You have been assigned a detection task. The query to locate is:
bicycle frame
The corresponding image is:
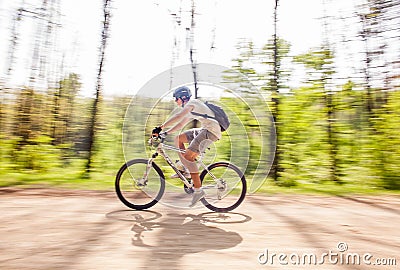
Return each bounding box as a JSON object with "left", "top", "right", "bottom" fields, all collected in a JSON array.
[{"left": 144, "top": 136, "right": 218, "bottom": 189}]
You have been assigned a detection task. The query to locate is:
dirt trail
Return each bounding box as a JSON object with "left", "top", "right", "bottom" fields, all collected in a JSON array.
[{"left": 0, "top": 188, "right": 399, "bottom": 269}]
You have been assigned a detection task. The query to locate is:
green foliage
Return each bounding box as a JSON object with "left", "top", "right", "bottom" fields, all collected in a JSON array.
[
  {"left": 1, "top": 45, "right": 400, "bottom": 195},
  {"left": 372, "top": 90, "right": 400, "bottom": 189},
  {"left": 14, "top": 136, "right": 63, "bottom": 171}
]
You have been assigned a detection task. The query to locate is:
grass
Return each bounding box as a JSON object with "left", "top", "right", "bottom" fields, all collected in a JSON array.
[
  {"left": 0, "top": 162, "right": 116, "bottom": 191},
  {"left": 2, "top": 168, "right": 400, "bottom": 198},
  {"left": 1, "top": 151, "right": 399, "bottom": 196},
  {"left": 254, "top": 178, "right": 400, "bottom": 196}
]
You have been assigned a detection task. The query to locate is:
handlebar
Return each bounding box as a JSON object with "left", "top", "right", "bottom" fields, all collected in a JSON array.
[
  {"left": 155, "top": 132, "right": 167, "bottom": 141},
  {"left": 149, "top": 133, "right": 166, "bottom": 146}
]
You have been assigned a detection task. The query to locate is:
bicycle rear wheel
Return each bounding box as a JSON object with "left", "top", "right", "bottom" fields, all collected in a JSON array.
[
  {"left": 115, "top": 159, "right": 165, "bottom": 210},
  {"left": 200, "top": 162, "right": 246, "bottom": 212}
]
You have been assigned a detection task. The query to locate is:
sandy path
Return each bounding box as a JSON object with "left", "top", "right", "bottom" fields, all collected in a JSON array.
[{"left": 0, "top": 188, "right": 399, "bottom": 269}]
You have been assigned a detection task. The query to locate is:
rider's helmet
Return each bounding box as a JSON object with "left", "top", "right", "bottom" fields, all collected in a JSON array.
[{"left": 173, "top": 86, "right": 192, "bottom": 102}]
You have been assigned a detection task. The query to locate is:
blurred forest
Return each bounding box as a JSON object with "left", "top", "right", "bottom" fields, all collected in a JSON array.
[{"left": 0, "top": 0, "right": 400, "bottom": 193}]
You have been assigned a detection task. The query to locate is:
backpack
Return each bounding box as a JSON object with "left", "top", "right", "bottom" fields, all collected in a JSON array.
[{"left": 191, "top": 101, "right": 230, "bottom": 132}]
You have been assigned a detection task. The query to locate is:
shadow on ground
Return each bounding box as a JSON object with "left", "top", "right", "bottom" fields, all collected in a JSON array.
[{"left": 107, "top": 210, "right": 251, "bottom": 269}]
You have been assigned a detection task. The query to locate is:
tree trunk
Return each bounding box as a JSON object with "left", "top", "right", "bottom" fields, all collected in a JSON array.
[
  {"left": 271, "top": 0, "right": 281, "bottom": 182},
  {"left": 85, "top": 0, "right": 112, "bottom": 173}
]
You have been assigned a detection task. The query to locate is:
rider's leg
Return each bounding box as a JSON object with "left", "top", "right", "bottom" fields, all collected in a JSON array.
[
  {"left": 182, "top": 129, "right": 218, "bottom": 207},
  {"left": 174, "top": 133, "right": 191, "bottom": 175},
  {"left": 182, "top": 149, "right": 200, "bottom": 188},
  {"left": 175, "top": 129, "right": 199, "bottom": 176},
  {"left": 181, "top": 129, "right": 217, "bottom": 187},
  {"left": 175, "top": 133, "right": 188, "bottom": 150},
  {"left": 181, "top": 149, "right": 204, "bottom": 207},
  {"left": 177, "top": 129, "right": 217, "bottom": 188}
]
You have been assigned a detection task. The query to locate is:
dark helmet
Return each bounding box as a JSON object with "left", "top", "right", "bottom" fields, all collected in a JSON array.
[{"left": 173, "top": 86, "right": 192, "bottom": 100}]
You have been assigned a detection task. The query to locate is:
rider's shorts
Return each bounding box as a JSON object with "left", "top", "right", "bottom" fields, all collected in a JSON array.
[{"left": 184, "top": 128, "right": 219, "bottom": 154}]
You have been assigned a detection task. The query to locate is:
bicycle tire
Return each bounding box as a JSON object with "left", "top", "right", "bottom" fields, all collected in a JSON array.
[
  {"left": 199, "top": 162, "right": 246, "bottom": 212},
  {"left": 115, "top": 159, "right": 165, "bottom": 210}
]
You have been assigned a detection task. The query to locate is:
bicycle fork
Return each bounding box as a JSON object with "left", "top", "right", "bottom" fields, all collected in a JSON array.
[{"left": 137, "top": 158, "right": 155, "bottom": 187}]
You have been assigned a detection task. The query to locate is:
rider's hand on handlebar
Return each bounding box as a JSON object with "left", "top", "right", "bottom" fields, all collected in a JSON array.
[
  {"left": 152, "top": 126, "right": 162, "bottom": 137},
  {"left": 159, "top": 131, "right": 167, "bottom": 138},
  {"left": 148, "top": 128, "right": 166, "bottom": 146}
]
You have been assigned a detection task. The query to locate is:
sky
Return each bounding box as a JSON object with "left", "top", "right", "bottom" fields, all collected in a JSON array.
[{"left": 0, "top": 0, "right": 361, "bottom": 97}]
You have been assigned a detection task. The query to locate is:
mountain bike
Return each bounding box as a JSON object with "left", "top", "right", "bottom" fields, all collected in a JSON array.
[{"left": 115, "top": 133, "right": 246, "bottom": 212}]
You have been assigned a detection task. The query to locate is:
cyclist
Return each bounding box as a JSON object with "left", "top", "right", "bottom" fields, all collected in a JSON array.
[{"left": 152, "top": 86, "right": 221, "bottom": 207}]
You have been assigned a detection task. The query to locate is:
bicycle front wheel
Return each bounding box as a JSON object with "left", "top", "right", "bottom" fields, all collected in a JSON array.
[
  {"left": 200, "top": 162, "right": 246, "bottom": 212},
  {"left": 115, "top": 159, "right": 165, "bottom": 210}
]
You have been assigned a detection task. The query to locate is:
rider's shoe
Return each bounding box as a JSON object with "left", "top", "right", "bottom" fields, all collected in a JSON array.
[{"left": 189, "top": 189, "right": 205, "bottom": 207}]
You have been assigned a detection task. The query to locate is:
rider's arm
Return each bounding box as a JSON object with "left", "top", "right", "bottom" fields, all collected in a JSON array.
[
  {"left": 160, "top": 104, "right": 194, "bottom": 131},
  {"left": 164, "top": 116, "right": 191, "bottom": 134}
]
